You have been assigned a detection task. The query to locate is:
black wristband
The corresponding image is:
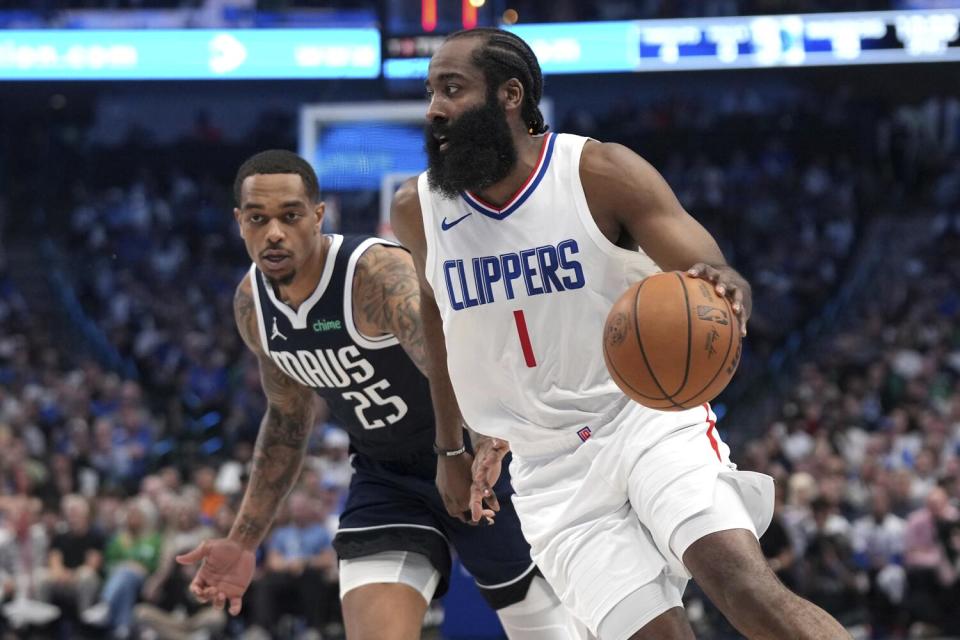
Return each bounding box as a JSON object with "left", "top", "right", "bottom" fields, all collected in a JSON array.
[{"left": 434, "top": 443, "right": 467, "bottom": 457}]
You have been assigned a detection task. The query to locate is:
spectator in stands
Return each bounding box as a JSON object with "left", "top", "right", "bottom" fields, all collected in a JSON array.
[
  {"left": 760, "top": 481, "right": 798, "bottom": 589},
  {"left": 312, "top": 427, "right": 351, "bottom": 493},
  {"left": 782, "top": 471, "right": 818, "bottom": 555},
  {"left": 0, "top": 497, "right": 47, "bottom": 600},
  {"left": 0, "top": 496, "right": 58, "bottom": 631},
  {"left": 193, "top": 465, "right": 225, "bottom": 524},
  {"left": 34, "top": 453, "right": 77, "bottom": 512},
  {"left": 213, "top": 501, "right": 237, "bottom": 540},
  {"left": 851, "top": 486, "right": 907, "bottom": 638},
  {"left": 94, "top": 491, "right": 125, "bottom": 540},
  {"left": 82, "top": 498, "right": 162, "bottom": 639},
  {"left": 110, "top": 387, "right": 156, "bottom": 491},
  {"left": 36, "top": 495, "right": 103, "bottom": 624},
  {"left": 144, "top": 491, "right": 213, "bottom": 603},
  {"left": 91, "top": 416, "right": 122, "bottom": 488},
  {"left": 158, "top": 466, "right": 182, "bottom": 495},
  {"left": 797, "top": 498, "right": 862, "bottom": 625},
  {"left": 134, "top": 556, "right": 227, "bottom": 640},
  {"left": 903, "top": 485, "right": 959, "bottom": 633},
  {"left": 910, "top": 448, "right": 940, "bottom": 506},
  {"left": 245, "top": 491, "right": 337, "bottom": 640},
  {"left": 215, "top": 441, "right": 253, "bottom": 497},
  {"left": 888, "top": 469, "right": 916, "bottom": 519}
]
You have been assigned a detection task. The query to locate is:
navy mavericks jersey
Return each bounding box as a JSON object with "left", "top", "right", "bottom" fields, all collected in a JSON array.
[{"left": 250, "top": 234, "right": 435, "bottom": 461}]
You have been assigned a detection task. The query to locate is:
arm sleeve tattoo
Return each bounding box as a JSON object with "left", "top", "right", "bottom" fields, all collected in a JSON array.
[
  {"left": 353, "top": 245, "right": 430, "bottom": 377},
  {"left": 229, "top": 279, "right": 317, "bottom": 549}
]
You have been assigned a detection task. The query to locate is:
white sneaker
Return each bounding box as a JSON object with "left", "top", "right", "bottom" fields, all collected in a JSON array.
[
  {"left": 81, "top": 601, "right": 110, "bottom": 626},
  {"left": 240, "top": 626, "right": 271, "bottom": 640},
  {"left": 3, "top": 599, "right": 61, "bottom": 628}
]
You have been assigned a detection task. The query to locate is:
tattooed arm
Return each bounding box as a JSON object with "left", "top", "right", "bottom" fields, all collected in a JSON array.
[
  {"left": 352, "top": 242, "right": 499, "bottom": 462},
  {"left": 352, "top": 244, "right": 430, "bottom": 377},
  {"left": 389, "top": 181, "right": 497, "bottom": 526},
  {"left": 229, "top": 275, "right": 317, "bottom": 550},
  {"left": 174, "top": 275, "right": 317, "bottom": 614}
]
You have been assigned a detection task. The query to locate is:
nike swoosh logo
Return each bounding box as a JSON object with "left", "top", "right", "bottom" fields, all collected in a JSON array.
[{"left": 441, "top": 212, "right": 472, "bottom": 231}]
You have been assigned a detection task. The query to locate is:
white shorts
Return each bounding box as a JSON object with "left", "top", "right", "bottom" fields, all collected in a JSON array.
[
  {"left": 339, "top": 550, "right": 441, "bottom": 605},
  {"left": 509, "top": 402, "right": 774, "bottom": 636}
]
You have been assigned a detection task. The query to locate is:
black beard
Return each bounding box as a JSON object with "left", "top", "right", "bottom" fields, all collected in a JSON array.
[
  {"left": 425, "top": 95, "right": 517, "bottom": 199},
  {"left": 266, "top": 272, "right": 295, "bottom": 288}
]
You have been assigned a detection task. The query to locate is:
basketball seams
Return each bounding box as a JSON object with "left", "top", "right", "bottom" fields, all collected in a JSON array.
[
  {"left": 604, "top": 273, "right": 739, "bottom": 411},
  {"left": 631, "top": 280, "right": 684, "bottom": 410},
  {"left": 672, "top": 271, "right": 693, "bottom": 398},
  {"left": 603, "top": 340, "right": 672, "bottom": 402},
  {"left": 673, "top": 296, "right": 738, "bottom": 408},
  {"left": 602, "top": 280, "right": 672, "bottom": 401}
]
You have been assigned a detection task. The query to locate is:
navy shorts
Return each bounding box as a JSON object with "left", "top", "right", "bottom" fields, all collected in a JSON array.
[{"left": 332, "top": 449, "right": 537, "bottom": 608}]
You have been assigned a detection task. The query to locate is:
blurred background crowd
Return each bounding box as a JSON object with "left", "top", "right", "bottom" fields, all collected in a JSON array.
[{"left": 1, "top": 0, "right": 959, "bottom": 639}]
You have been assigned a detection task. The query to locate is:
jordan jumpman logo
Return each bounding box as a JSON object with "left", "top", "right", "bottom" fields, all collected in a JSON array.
[{"left": 270, "top": 317, "right": 287, "bottom": 341}]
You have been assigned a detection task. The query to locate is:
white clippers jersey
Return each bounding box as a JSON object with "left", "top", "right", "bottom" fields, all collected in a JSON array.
[{"left": 418, "top": 133, "right": 662, "bottom": 450}]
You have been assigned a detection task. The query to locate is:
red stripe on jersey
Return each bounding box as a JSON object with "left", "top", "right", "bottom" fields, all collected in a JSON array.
[
  {"left": 704, "top": 403, "right": 721, "bottom": 461},
  {"left": 466, "top": 133, "right": 552, "bottom": 212},
  {"left": 513, "top": 310, "right": 537, "bottom": 368}
]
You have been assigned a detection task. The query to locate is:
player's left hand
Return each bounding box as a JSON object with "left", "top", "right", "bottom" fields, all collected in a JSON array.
[
  {"left": 438, "top": 453, "right": 482, "bottom": 525},
  {"left": 686, "top": 263, "right": 750, "bottom": 337},
  {"left": 470, "top": 437, "right": 510, "bottom": 524}
]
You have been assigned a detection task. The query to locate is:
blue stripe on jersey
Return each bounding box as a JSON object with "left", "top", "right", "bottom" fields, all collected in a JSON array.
[{"left": 461, "top": 133, "right": 557, "bottom": 220}]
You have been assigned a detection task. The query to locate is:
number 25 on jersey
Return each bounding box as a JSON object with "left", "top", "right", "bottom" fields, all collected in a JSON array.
[{"left": 342, "top": 379, "right": 409, "bottom": 430}]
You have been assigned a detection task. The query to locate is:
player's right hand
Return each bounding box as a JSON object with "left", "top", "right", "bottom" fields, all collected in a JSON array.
[{"left": 175, "top": 538, "right": 256, "bottom": 616}]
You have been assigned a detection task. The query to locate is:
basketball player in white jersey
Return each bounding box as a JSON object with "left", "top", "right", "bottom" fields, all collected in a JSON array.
[{"left": 391, "top": 28, "right": 852, "bottom": 639}]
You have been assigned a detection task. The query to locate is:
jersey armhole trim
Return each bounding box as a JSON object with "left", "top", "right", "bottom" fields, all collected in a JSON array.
[
  {"left": 344, "top": 238, "right": 403, "bottom": 351},
  {"left": 416, "top": 172, "right": 437, "bottom": 295},
  {"left": 248, "top": 264, "right": 271, "bottom": 355},
  {"left": 569, "top": 138, "right": 663, "bottom": 267}
]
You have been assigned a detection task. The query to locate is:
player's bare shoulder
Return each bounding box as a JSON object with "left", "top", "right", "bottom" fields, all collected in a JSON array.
[
  {"left": 352, "top": 243, "right": 418, "bottom": 327},
  {"left": 233, "top": 273, "right": 262, "bottom": 354},
  {"left": 391, "top": 176, "right": 421, "bottom": 218},
  {"left": 579, "top": 139, "right": 685, "bottom": 240},
  {"left": 354, "top": 242, "right": 415, "bottom": 276},
  {"left": 579, "top": 140, "right": 656, "bottom": 202},
  {"left": 390, "top": 177, "right": 426, "bottom": 255},
  {"left": 577, "top": 140, "right": 648, "bottom": 242}
]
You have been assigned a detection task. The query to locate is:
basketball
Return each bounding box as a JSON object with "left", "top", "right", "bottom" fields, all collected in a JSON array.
[{"left": 603, "top": 272, "right": 742, "bottom": 411}]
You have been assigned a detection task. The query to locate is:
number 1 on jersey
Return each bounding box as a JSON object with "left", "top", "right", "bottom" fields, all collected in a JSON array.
[{"left": 513, "top": 310, "right": 537, "bottom": 367}]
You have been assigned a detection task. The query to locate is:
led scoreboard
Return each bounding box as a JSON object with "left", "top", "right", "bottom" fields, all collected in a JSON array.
[{"left": 383, "top": 9, "right": 960, "bottom": 78}]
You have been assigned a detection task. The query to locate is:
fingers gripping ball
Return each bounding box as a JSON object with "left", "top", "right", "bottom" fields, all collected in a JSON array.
[{"left": 603, "top": 272, "right": 742, "bottom": 411}]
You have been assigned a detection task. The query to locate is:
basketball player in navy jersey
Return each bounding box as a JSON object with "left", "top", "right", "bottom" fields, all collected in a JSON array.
[
  {"left": 391, "top": 28, "right": 852, "bottom": 640},
  {"left": 175, "top": 150, "right": 583, "bottom": 639}
]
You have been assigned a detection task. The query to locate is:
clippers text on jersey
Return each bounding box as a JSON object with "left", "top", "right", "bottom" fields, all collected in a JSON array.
[{"left": 443, "top": 239, "right": 585, "bottom": 310}]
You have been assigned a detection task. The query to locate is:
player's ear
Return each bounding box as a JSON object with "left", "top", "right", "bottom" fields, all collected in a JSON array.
[
  {"left": 501, "top": 78, "right": 523, "bottom": 114},
  {"left": 233, "top": 207, "right": 245, "bottom": 239},
  {"left": 314, "top": 201, "right": 325, "bottom": 233}
]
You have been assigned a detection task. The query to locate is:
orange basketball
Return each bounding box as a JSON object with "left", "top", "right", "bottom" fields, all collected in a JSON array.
[{"left": 602, "top": 272, "right": 742, "bottom": 411}]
